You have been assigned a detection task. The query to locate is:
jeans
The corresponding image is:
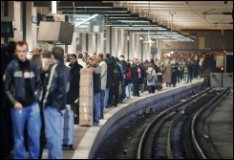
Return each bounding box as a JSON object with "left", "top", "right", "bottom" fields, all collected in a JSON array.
[
  {"left": 187, "top": 72, "right": 193, "bottom": 83},
  {"left": 44, "top": 107, "right": 63, "bottom": 159},
  {"left": 133, "top": 82, "right": 140, "bottom": 96},
  {"left": 104, "top": 88, "right": 110, "bottom": 108},
  {"left": 94, "top": 93, "right": 101, "bottom": 123},
  {"left": 11, "top": 102, "right": 41, "bottom": 159},
  {"left": 100, "top": 90, "right": 105, "bottom": 118},
  {"left": 120, "top": 79, "right": 126, "bottom": 102},
  {"left": 125, "top": 83, "right": 132, "bottom": 98}
]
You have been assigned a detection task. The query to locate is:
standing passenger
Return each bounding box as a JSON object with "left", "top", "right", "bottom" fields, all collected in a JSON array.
[
  {"left": 43, "top": 47, "right": 69, "bottom": 159},
  {"left": 164, "top": 60, "right": 172, "bottom": 87},
  {"left": 132, "top": 59, "right": 144, "bottom": 97},
  {"left": 77, "top": 53, "right": 86, "bottom": 68},
  {"left": 89, "top": 55, "right": 102, "bottom": 125},
  {"left": 5, "top": 41, "right": 42, "bottom": 159},
  {"left": 146, "top": 62, "right": 157, "bottom": 93},
  {"left": 97, "top": 54, "right": 107, "bottom": 119},
  {"left": 67, "top": 54, "right": 83, "bottom": 123}
]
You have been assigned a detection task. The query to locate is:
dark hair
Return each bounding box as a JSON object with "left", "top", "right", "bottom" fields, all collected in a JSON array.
[
  {"left": 7, "top": 41, "right": 16, "bottom": 54},
  {"left": 120, "top": 55, "right": 124, "bottom": 58},
  {"left": 115, "top": 57, "right": 120, "bottom": 62},
  {"left": 70, "top": 54, "right": 77, "bottom": 59},
  {"left": 52, "top": 46, "right": 64, "bottom": 62},
  {"left": 41, "top": 50, "right": 51, "bottom": 58},
  {"left": 106, "top": 53, "right": 111, "bottom": 59},
  {"left": 98, "top": 53, "right": 104, "bottom": 60},
  {"left": 78, "top": 53, "right": 83, "bottom": 59},
  {"left": 31, "top": 54, "right": 43, "bottom": 74},
  {"left": 16, "top": 41, "right": 28, "bottom": 48},
  {"left": 1, "top": 44, "right": 7, "bottom": 53}
]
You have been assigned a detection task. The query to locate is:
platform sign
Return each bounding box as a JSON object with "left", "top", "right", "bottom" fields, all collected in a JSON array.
[{"left": 70, "top": 14, "right": 104, "bottom": 33}]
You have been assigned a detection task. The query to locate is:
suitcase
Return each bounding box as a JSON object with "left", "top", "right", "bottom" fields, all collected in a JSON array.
[{"left": 61, "top": 107, "right": 74, "bottom": 150}]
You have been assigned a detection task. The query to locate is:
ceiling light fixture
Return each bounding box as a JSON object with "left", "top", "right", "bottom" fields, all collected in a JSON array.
[
  {"left": 51, "top": 1, "right": 57, "bottom": 14},
  {"left": 75, "top": 14, "right": 99, "bottom": 27}
]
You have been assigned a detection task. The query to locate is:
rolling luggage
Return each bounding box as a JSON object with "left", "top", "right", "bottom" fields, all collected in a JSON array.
[{"left": 61, "top": 107, "right": 74, "bottom": 150}]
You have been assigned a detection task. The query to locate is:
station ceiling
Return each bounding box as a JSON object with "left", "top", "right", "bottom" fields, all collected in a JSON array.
[{"left": 31, "top": 1, "right": 233, "bottom": 41}]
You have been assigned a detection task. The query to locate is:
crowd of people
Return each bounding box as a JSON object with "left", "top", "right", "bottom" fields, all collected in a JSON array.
[{"left": 1, "top": 41, "right": 207, "bottom": 159}]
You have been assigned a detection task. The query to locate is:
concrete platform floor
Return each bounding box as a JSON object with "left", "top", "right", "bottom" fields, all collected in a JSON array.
[{"left": 209, "top": 92, "right": 233, "bottom": 159}]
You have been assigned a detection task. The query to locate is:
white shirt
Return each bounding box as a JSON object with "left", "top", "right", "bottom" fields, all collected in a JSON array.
[
  {"left": 99, "top": 61, "right": 108, "bottom": 90},
  {"left": 78, "top": 58, "right": 86, "bottom": 68}
]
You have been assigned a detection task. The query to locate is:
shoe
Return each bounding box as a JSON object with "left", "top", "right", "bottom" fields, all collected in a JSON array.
[{"left": 94, "top": 122, "right": 99, "bottom": 126}]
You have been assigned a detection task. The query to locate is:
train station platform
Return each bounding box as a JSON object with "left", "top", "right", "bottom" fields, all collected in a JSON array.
[
  {"left": 209, "top": 92, "right": 233, "bottom": 159},
  {"left": 43, "top": 79, "right": 204, "bottom": 159}
]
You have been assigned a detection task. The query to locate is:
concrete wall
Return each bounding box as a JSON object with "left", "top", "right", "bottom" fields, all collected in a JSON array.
[{"left": 161, "top": 30, "right": 233, "bottom": 52}]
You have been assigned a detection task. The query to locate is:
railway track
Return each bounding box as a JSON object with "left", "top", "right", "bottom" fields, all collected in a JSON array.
[{"left": 137, "top": 87, "right": 229, "bottom": 159}]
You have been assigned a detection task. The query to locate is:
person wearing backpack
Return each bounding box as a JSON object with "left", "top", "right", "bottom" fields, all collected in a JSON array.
[
  {"left": 109, "top": 57, "right": 122, "bottom": 107},
  {"left": 146, "top": 62, "right": 157, "bottom": 94},
  {"left": 125, "top": 63, "right": 133, "bottom": 99}
]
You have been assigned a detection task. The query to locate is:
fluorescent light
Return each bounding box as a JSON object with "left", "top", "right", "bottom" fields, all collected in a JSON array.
[
  {"left": 119, "top": 20, "right": 149, "bottom": 23},
  {"left": 75, "top": 14, "right": 99, "bottom": 27},
  {"left": 52, "top": 1, "right": 57, "bottom": 14}
]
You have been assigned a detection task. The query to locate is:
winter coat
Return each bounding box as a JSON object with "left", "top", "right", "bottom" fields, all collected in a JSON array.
[
  {"left": 99, "top": 61, "right": 107, "bottom": 90},
  {"left": 164, "top": 63, "right": 172, "bottom": 83},
  {"left": 146, "top": 67, "right": 157, "bottom": 86},
  {"left": 67, "top": 62, "right": 83, "bottom": 105}
]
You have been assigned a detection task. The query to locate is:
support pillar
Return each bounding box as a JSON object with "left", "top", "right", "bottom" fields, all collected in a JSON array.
[
  {"left": 26, "top": 2, "right": 37, "bottom": 51},
  {"left": 129, "top": 32, "right": 135, "bottom": 60},
  {"left": 96, "top": 33, "right": 104, "bottom": 54},
  {"left": 111, "top": 28, "right": 118, "bottom": 57},
  {"left": 106, "top": 26, "right": 111, "bottom": 54},
  {"left": 117, "top": 29, "right": 124, "bottom": 57},
  {"left": 88, "top": 33, "right": 96, "bottom": 55}
]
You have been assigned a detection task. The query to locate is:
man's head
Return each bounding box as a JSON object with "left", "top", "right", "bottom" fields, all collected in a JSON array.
[
  {"left": 78, "top": 53, "right": 83, "bottom": 59},
  {"left": 51, "top": 46, "right": 64, "bottom": 63},
  {"left": 41, "top": 50, "right": 52, "bottom": 71},
  {"left": 97, "top": 53, "right": 104, "bottom": 63},
  {"left": 106, "top": 53, "right": 111, "bottom": 59},
  {"left": 133, "top": 58, "right": 138, "bottom": 65},
  {"left": 70, "top": 54, "right": 77, "bottom": 64},
  {"left": 15, "top": 41, "right": 28, "bottom": 62},
  {"left": 90, "top": 55, "right": 97, "bottom": 65}
]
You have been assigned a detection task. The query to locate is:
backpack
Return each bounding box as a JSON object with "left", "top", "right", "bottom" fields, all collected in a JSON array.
[
  {"left": 114, "top": 67, "right": 120, "bottom": 77},
  {"left": 147, "top": 69, "right": 155, "bottom": 82},
  {"left": 126, "top": 69, "right": 132, "bottom": 80}
]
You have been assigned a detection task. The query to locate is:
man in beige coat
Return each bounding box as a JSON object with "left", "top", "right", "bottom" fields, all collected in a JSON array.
[{"left": 164, "top": 60, "right": 172, "bottom": 87}]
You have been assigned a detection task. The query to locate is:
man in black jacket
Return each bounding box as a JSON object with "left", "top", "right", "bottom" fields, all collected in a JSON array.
[
  {"left": 67, "top": 54, "right": 83, "bottom": 124},
  {"left": 4, "top": 41, "right": 42, "bottom": 159},
  {"left": 88, "top": 55, "right": 102, "bottom": 125},
  {"left": 104, "top": 54, "right": 114, "bottom": 108},
  {"left": 43, "top": 46, "right": 69, "bottom": 159}
]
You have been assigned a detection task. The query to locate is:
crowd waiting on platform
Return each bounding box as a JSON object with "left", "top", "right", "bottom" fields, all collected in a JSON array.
[{"left": 1, "top": 41, "right": 209, "bottom": 159}]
